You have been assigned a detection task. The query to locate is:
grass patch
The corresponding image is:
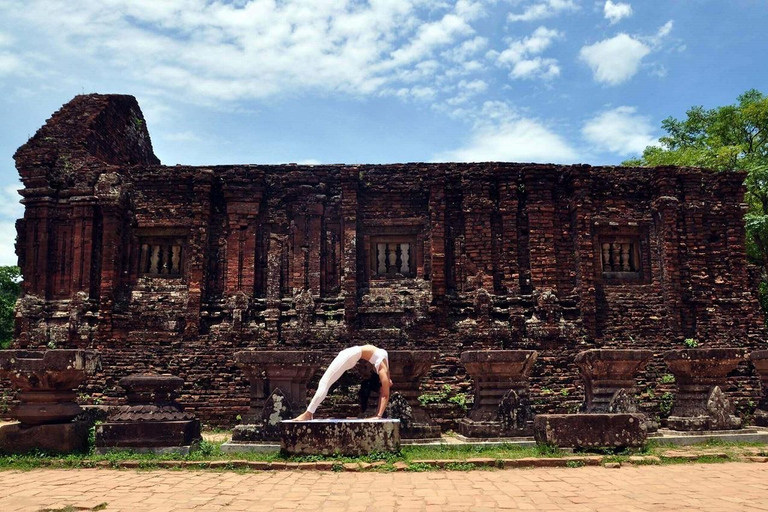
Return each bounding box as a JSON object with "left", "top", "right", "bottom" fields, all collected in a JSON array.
[
  {"left": 38, "top": 504, "right": 108, "bottom": 512},
  {"left": 1, "top": 438, "right": 766, "bottom": 472}
]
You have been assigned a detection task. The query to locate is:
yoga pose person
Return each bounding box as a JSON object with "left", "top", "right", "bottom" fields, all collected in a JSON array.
[{"left": 292, "top": 345, "right": 392, "bottom": 421}]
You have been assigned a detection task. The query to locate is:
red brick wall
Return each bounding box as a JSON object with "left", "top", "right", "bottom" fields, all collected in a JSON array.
[{"left": 9, "top": 95, "right": 767, "bottom": 427}]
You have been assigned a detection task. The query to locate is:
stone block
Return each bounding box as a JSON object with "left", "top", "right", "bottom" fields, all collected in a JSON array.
[
  {"left": 533, "top": 413, "right": 647, "bottom": 448},
  {"left": 0, "top": 421, "right": 89, "bottom": 454},
  {"left": 95, "top": 419, "right": 201, "bottom": 452},
  {"left": 280, "top": 418, "right": 400, "bottom": 456}
]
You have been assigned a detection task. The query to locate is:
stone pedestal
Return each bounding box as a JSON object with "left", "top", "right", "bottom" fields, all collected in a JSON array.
[
  {"left": 280, "top": 419, "right": 400, "bottom": 456},
  {"left": 0, "top": 349, "right": 100, "bottom": 454},
  {"left": 95, "top": 373, "right": 201, "bottom": 454},
  {"left": 232, "top": 350, "right": 323, "bottom": 443},
  {"left": 458, "top": 350, "right": 538, "bottom": 437},
  {"left": 386, "top": 351, "right": 441, "bottom": 439},
  {"left": 574, "top": 349, "right": 653, "bottom": 413},
  {"left": 664, "top": 349, "right": 746, "bottom": 431},
  {"left": 752, "top": 351, "right": 768, "bottom": 426},
  {"left": 534, "top": 414, "right": 647, "bottom": 448}
]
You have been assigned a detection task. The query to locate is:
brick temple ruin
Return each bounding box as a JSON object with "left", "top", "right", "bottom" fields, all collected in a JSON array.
[{"left": 9, "top": 94, "right": 768, "bottom": 427}]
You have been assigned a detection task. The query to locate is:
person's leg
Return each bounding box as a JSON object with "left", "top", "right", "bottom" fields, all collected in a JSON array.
[{"left": 293, "top": 347, "right": 362, "bottom": 420}]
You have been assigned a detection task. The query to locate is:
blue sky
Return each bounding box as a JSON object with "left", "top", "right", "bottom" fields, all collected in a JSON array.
[{"left": 0, "top": 0, "right": 766, "bottom": 266}]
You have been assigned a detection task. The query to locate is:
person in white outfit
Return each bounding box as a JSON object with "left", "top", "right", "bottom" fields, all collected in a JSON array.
[{"left": 292, "top": 344, "right": 392, "bottom": 421}]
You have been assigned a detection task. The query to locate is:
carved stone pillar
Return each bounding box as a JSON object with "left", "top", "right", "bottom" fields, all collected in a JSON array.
[
  {"left": 750, "top": 351, "right": 768, "bottom": 426},
  {"left": 0, "top": 350, "right": 101, "bottom": 454},
  {"left": 385, "top": 351, "right": 441, "bottom": 439},
  {"left": 458, "top": 350, "right": 538, "bottom": 438},
  {"left": 664, "top": 349, "right": 746, "bottom": 431},
  {"left": 231, "top": 350, "right": 323, "bottom": 442},
  {"left": 95, "top": 373, "right": 201, "bottom": 454},
  {"left": 574, "top": 349, "right": 653, "bottom": 413}
]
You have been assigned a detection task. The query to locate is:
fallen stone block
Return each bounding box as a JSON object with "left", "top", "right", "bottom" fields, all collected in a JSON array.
[
  {"left": 533, "top": 413, "right": 647, "bottom": 448},
  {"left": 280, "top": 418, "right": 400, "bottom": 456},
  {"left": 0, "top": 421, "right": 89, "bottom": 454}
]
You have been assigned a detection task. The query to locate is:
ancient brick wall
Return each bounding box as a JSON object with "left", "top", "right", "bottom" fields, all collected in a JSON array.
[{"left": 8, "top": 94, "right": 767, "bottom": 427}]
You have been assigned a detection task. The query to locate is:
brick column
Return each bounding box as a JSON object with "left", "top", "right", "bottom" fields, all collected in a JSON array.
[
  {"left": 570, "top": 174, "right": 598, "bottom": 339},
  {"left": 460, "top": 173, "right": 494, "bottom": 290},
  {"left": 184, "top": 171, "right": 213, "bottom": 336},
  {"left": 497, "top": 174, "right": 520, "bottom": 295},
  {"left": 69, "top": 197, "right": 96, "bottom": 296},
  {"left": 524, "top": 169, "right": 559, "bottom": 293},
  {"left": 307, "top": 202, "right": 323, "bottom": 296},
  {"left": 97, "top": 204, "right": 123, "bottom": 335},
  {"left": 429, "top": 173, "right": 447, "bottom": 300},
  {"left": 224, "top": 201, "right": 260, "bottom": 296},
  {"left": 653, "top": 169, "right": 682, "bottom": 334},
  {"left": 21, "top": 196, "right": 53, "bottom": 297},
  {"left": 93, "top": 173, "right": 129, "bottom": 337},
  {"left": 341, "top": 168, "right": 358, "bottom": 324}
]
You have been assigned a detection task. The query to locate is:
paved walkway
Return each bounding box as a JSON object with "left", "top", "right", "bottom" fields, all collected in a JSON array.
[{"left": 1, "top": 463, "right": 767, "bottom": 512}]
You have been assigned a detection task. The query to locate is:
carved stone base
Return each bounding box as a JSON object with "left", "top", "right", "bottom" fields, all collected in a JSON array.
[
  {"left": 533, "top": 414, "right": 647, "bottom": 448},
  {"left": 95, "top": 419, "right": 201, "bottom": 451},
  {"left": 280, "top": 419, "right": 400, "bottom": 456},
  {"left": 666, "top": 414, "right": 741, "bottom": 431},
  {"left": 755, "top": 410, "right": 768, "bottom": 427},
  {"left": 385, "top": 392, "right": 441, "bottom": 439},
  {"left": 457, "top": 418, "right": 532, "bottom": 438},
  {"left": 0, "top": 421, "right": 89, "bottom": 454},
  {"left": 232, "top": 388, "right": 294, "bottom": 442},
  {"left": 666, "top": 386, "right": 741, "bottom": 431}
]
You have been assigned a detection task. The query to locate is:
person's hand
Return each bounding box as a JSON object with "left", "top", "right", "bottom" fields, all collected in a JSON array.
[{"left": 366, "top": 415, "right": 382, "bottom": 420}]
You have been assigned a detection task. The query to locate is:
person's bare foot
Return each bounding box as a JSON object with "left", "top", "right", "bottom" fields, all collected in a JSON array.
[{"left": 292, "top": 411, "right": 313, "bottom": 421}]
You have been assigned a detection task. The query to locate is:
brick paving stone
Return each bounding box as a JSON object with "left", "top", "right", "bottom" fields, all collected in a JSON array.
[{"left": 1, "top": 464, "right": 768, "bottom": 511}]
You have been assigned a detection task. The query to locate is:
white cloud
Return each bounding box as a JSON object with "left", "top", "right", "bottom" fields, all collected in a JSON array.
[
  {"left": 434, "top": 101, "right": 578, "bottom": 162},
  {"left": 578, "top": 34, "right": 650, "bottom": 85},
  {"left": 579, "top": 21, "right": 674, "bottom": 85},
  {"left": 0, "top": 184, "right": 21, "bottom": 267},
  {"left": 445, "top": 78, "right": 488, "bottom": 105},
  {"left": 649, "top": 20, "right": 674, "bottom": 45},
  {"left": 1, "top": 0, "right": 489, "bottom": 105},
  {"left": 0, "top": 32, "right": 13, "bottom": 46},
  {"left": 492, "top": 27, "right": 562, "bottom": 80},
  {"left": 163, "top": 131, "right": 201, "bottom": 142},
  {"left": 0, "top": 51, "right": 21, "bottom": 76},
  {"left": 0, "top": 183, "right": 22, "bottom": 220},
  {"left": 582, "top": 106, "right": 657, "bottom": 156},
  {"left": 604, "top": 1, "right": 632, "bottom": 25},
  {"left": 393, "top": 85, "right": 438, "bottom": 101},
  {"left": 508, "top": 0, "right": 579, "bottom": 22}
]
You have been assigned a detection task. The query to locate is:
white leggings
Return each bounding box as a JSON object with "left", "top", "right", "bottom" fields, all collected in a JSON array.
[{"left": 307, "top": 346, "right": 362, "bottom": 414}]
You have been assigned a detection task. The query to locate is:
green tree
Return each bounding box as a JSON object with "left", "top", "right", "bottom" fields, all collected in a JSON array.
[
  {"left": 625, "top": 89, "right": 768, "bottom": 274},
  {"left": 0, "top": 266, "right": 21, "bottom": 348}
]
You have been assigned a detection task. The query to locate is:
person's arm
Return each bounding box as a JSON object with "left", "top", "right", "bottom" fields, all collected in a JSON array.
[{"left": 373, "top": 369, "right": 391, "bottom": 418}]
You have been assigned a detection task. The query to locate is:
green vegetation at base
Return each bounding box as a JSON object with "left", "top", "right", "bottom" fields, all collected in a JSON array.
[
  {"left": 1, "top": 437, "right": 766, "bottom": 472},
  {"left": 417, "top": 384, "right": 469, "bottom": 410},
  {"left": 0, "top": 266, "right": 21, "bottom": 349}
]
